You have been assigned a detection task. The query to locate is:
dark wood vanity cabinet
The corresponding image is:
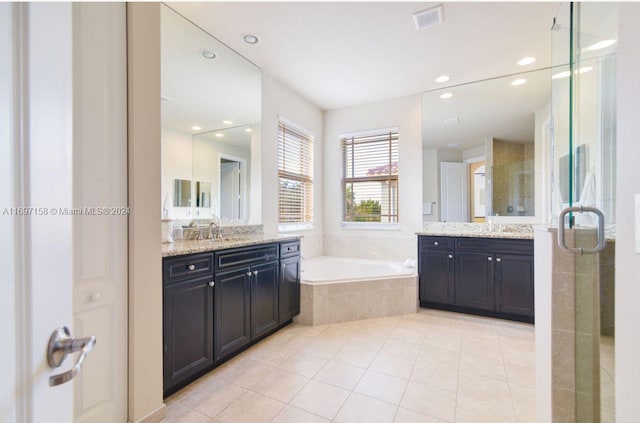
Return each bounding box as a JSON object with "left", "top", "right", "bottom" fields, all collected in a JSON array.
[
  {"left": 418, "top": 235, "right": 534, "bottom": 323},
  {"left": 279, "top": 254, "right": 301, "bottom": 324},
  {"left": 163, "top": 239, "right": 301, "bottom": 396},
  {"left": 213, "top": 266, "right": 252, "bottom": 361},
  {"left": 419, "top": 250, "right": 454, "bottom": 305},
  {"left": 162, "top": 254, "right": 215, "bottom": 392}
]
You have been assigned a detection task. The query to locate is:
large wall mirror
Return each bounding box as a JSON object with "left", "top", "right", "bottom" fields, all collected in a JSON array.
[
  {"left": 161, "top": 4, "right": 261, "bottom": 223},
  {"left": 422, "top": 68, "right": 551, "bottom": 223}
]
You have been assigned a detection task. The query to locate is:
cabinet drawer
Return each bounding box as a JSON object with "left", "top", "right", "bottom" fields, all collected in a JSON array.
[
  {"left": 455, "top": 237, "right": 533, "bottom": 255},
  {"left": 216, "top": 244, "right": 278, "bottom": 271},
  {"left": 163, "top": 253, "right": 214, "bottom": 285},
  {"left": 419, "top": 236, "right": 454, "bottom": 251},
  {"left": 280, "top": 241, "right": 300, "bottom": 258}
]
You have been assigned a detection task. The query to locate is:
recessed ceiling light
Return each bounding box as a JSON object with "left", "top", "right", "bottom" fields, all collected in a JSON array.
[
  {"left": 243, "top": 34, "right": 260, "bottom": 45},
  {"left": 215, "top": 133, "right": 224, "bottom": 138},
  {"left": 578, "top": 66, "right": 593, "bottom": 74},
  {"left": 447, "top": 142, "right": 460, "bottom": 148},
  {"left": 245, "top": 128, "right": 252, "bottom": 133},
  {"left": 511, "top": 78, "right": 527, "bottom": 86},
  {"left": 435, "top": 75, "right": 450, "bottom": 83},
  {"left": 585, "top": 39, "right": 616, "bottom": 51},
  {"left": 443, "top": 117, "right": 459, "bottom": 125},
  {"left": 552, "top": 70, "right": 571, "bottom": 79},
  {"left": 518, "top": 56, "right": 536, "bottom": 66},
  {"left": 222, "top": 120, "right": 233, "bottom": 125},
  {"left": 440, "top": 92, "right": 453, "bottom": 99},
  {"left": 552, "top": 66, "right": 593, "bottom": 79},
  {"left": 192, "top": 126, "right": 202, "bottom": 131},
  {"left": 200, "top": 49, "right": 216, "bottom": 59}
]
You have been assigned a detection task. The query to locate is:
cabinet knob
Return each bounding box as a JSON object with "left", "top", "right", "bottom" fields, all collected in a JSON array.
[
  {"left": 253, "top": 270, "right": 258, "bottom": 276},
  {"left": 246, "top": 271, "right": 252, "bottom": 277},
  {"left": 448, "top": 254, "right": 453, "bottom": 259},
  {"left": 209, "top": 281, "right": 215, "bottom": 287},
  {"left": 187, "top": 264, "right": 196, "bottom": 271},
  {"left": 434, "top": 241, "right": 439, "bottom": 246},
  {"left": 496, "top": 258, "right": 501, "bottom": 263},
  {"left": 487, "top": 257, "right": 493, "bottom": 261}
]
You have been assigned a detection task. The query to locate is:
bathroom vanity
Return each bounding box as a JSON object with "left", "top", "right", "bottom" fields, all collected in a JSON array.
[
  {"left": 417, "top": 229, "right": 534, "bottom": 323},
  {"left": 162, "top": 236, "right": 301, "bottom": 396}
]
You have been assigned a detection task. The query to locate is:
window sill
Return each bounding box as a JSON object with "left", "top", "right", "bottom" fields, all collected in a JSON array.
[
  {"left": 279, "top": 223, "right": 314, "bottom": 232},
  {"left": 340, "top": 222, "right": 401, "bottom": 231}
]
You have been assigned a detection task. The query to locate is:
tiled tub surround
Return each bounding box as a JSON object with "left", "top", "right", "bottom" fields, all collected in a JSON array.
[
  {"left": 296, "top": 257, "right": 418, "bottom": 325},
  {"left": 420, "top": 222, "right": 534, "bottom": 239},
  {"left": 162, "top": 309, "right": 536, "bottom": 423}
]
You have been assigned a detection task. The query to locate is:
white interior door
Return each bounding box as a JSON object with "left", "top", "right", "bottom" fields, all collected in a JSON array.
[
  {"left": 0, "top": 4, "right": 127, "bottom": 422},
  {"left": 440, "top": 161, "right": 469, "bottom": 222},
  {"left": 220, "top": 161, "right": 241, "bottom": 219}
]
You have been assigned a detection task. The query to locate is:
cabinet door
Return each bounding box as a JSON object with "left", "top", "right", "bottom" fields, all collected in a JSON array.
[
  {"left": 163, "top": 277, "right": 214, "bottom": 392},
  {"left": 455, "top": 251, "right": 495, "bottom": 310},
  {"left": 251, "top": 261, "right": 279, "bottom": 339},
  {"left": 495, "top": 254, "right": 534, "bottom": 318},
  {"left": 419, "top": 250, "right": 454, "bottom": 305},
  {"left": 279, "top": 255, "right": 300, "bottom": 324},
  {"left": 214, "top": 268, "right": 251, "bottom": 361}
]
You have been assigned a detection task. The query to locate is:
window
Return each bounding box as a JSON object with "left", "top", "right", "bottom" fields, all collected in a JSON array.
[
  {"left": 278, "top": 120, "right": 313, "bottom": 226},
  {"left": 342, "top": 129, "right": 399, "bottom": 223}
]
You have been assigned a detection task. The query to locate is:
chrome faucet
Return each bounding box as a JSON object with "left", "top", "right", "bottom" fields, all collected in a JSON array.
[{"left": 208, "top": 219, "right": 223, "bottom": 240}]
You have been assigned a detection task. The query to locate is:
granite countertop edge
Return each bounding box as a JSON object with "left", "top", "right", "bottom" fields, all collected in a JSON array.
[
  {"left": 162, "top": 234, "right": 303, "bottom": 257},
  {"left": 415, "top": 231, "right": 534, "bottom": 240}
]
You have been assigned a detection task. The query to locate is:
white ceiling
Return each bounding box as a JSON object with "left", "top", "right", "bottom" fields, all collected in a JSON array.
[
  {"left": 422, "top": 68, "right": 552, "bottom": 150},
  {"left": 169, "top": 2, "right": 560, "bottom": 111}
]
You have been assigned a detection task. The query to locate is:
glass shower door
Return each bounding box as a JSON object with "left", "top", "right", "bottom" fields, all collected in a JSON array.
[{"left": 551, "top": 3, "right": 617, "bottom": 422}]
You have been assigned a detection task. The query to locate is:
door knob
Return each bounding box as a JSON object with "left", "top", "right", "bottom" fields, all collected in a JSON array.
[{"left": 47, "top": 326, "right": 96, "bottom": 387}]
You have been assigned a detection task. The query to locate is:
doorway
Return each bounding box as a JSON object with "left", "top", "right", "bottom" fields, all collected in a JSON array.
[{"left": 219, "top": 154, "right": 246, "bottom": 221}]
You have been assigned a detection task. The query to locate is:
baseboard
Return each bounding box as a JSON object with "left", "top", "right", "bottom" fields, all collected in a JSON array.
[{"left": 131, "top": 404, "right": 167, "bottom": 423}]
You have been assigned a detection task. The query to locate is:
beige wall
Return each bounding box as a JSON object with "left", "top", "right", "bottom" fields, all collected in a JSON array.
[
  {"left": 615, "top": 4, "right": 640, "bottom": 420},
  {"left": 127, "top": 3, "right": 164, "bottom": 423},
  {"left": 323, "top": 94, "right": 423, "bottom": 261}
]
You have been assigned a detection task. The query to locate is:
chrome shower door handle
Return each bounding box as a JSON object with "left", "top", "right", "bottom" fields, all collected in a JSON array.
[
  {"left": 557, "top": 206, "right": 606, "bottom": 255},
  {"left": 47, "top": 326, "right": 96, "bottom": 387}
]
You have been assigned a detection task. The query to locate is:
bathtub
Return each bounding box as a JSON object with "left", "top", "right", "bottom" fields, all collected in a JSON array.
[{"left": 295, "top": 256, "right": 418, "bottom": 325}]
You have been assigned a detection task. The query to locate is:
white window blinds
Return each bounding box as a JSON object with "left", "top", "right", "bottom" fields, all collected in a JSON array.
[
  {"left": 342, "top": 129, "right": 399, "bottom": 223},
  {"left": 278, "top": 121, "right": 313, "bottom": 224}
]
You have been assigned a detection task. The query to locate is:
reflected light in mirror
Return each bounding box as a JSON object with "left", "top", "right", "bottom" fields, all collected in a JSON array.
[
  {"left": 518, "top": 56, "right": 536, "bottom": 66},
  {"left": 511, "top": 78, "right": 527, "bottom": 86},
  {"left": 435, "top": 75, "right": 450, "bottom": 83},
  {"left": 585, "top": 39, "right": 616, "bottom": 51},
  {"left": 440, "top": 92, "right": 453, "bottom": 99}
]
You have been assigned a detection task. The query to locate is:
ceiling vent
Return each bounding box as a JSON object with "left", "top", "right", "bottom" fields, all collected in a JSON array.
[{"left": 414, "top": 5, "right": 444, "bottom": 30}]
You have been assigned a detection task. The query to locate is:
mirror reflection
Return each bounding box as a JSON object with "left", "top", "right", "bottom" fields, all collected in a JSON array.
[
  {"left": 160, "top": 4, "right": 261, "bottom": 223},
  {"left": 195, "top": 181, "right": 211, "bottom": 208},
  {"left": 422, "top": 68, "right": 551, "bottom": 222},
  {"left": 173, "top": 179, "right": 191, "bottom": 208},
  {"left": 192, "top": 125, "right": 252, "bottom": 221}
]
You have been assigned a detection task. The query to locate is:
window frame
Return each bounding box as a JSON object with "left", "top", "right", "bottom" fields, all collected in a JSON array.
[
  {"left": 277, "top": 118, "right": 314, "bottom": 231},
  {"left": 340, "top": 127, "right": 399, "bottom": 228}
]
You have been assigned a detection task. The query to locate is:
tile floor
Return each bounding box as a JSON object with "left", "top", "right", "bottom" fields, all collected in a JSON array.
[{"left": 162, "top": 309, "right": 536, "bottom": 423}]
